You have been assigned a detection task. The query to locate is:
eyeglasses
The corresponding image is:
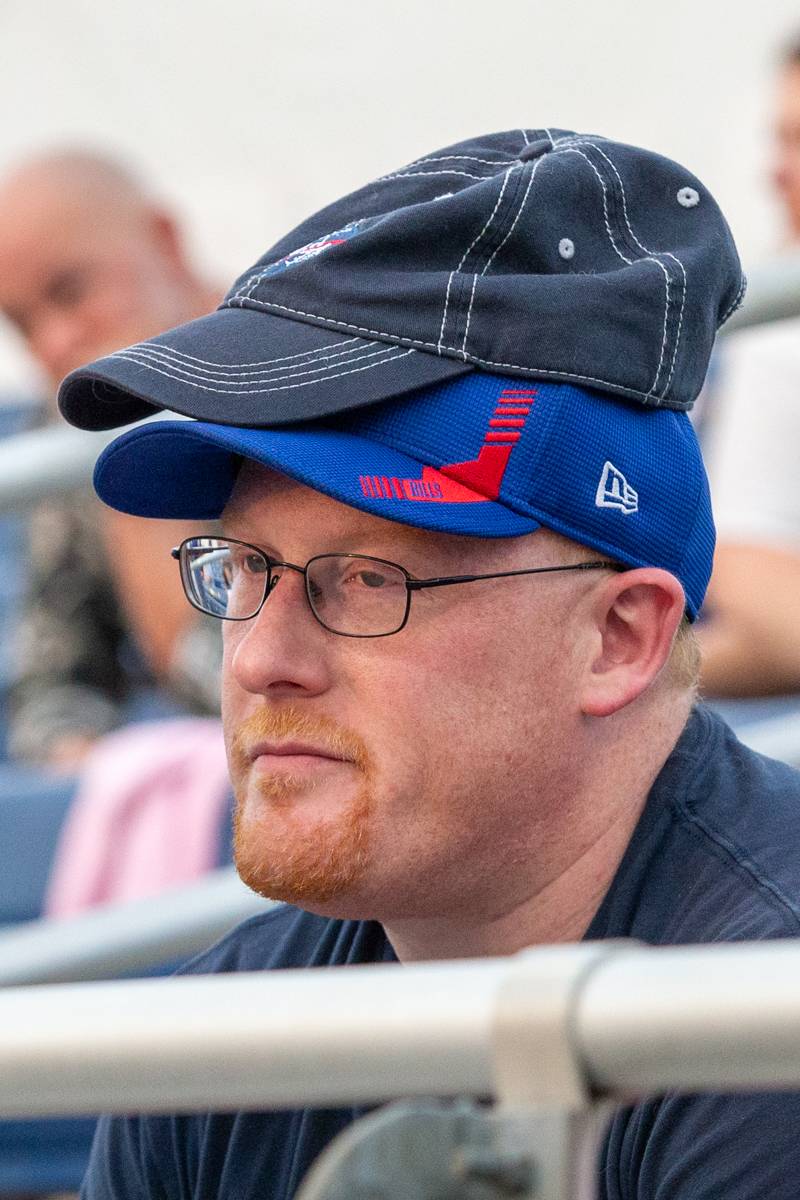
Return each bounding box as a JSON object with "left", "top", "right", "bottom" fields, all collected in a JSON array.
[{"left": 172, "top": 536, "right": 625, "bottom": 639}]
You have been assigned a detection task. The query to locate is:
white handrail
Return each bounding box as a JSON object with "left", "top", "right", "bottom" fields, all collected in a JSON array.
[
  {"left": 0, "top": 867, "right": 273, "bottom": 986},
  {"left": 723, "top": 254, "right": 800, "bottom": 334},
  {"left": 0, "top": 424, "right": 118, "bottom": 512},
  {"left": 0, "top": 940, "right": 799, "bottom": 1117},
  {"left": 0, "top": 409, "right": 189, "bottom": 513}
]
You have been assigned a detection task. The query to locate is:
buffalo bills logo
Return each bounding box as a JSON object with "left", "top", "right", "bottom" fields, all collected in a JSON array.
[
  {"left": 261, "top": 218, "right": 377, "bottom": 278},
  {"left": 359, "top": 389, "right": 537, "bottom": 505}
]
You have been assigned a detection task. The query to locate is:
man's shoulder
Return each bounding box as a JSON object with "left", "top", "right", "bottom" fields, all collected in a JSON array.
[
  {"left": 177, "top": 903, "right": 392, "bottom": 976},
  {"left": 596, "top": 706, "right": 800, "bottom": 946},
  {"left": 661, "top": 705, "right": 800, "bottom": 938}
]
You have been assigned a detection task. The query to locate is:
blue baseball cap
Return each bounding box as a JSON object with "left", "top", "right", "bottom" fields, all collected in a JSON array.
[
  {"left": 93, "top": 370, "right": 714, "bottom": 618},
  {"left": 58, "top": 127, "right": 744, "bottom": 431}
]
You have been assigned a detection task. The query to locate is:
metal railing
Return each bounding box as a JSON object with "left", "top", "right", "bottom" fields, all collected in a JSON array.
[
  {"left": 723, "top": 253, "right": 800, "bottom": 334},
  {"left": 0, "top": 939, "right": 797, "bottom": 1117},
  {"left": 0, "top": 866, "right": 274, "bottom": 986},
  {"left": 0, "top": 408, "right": 186, "bottom": 514}
]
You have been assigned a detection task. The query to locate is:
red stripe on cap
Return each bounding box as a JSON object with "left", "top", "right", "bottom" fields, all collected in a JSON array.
[
  {"left": 489, "top": 418, "right": 525, "bottom": 428},
  {"left": 360, "top": 475, "right": 373, "bottom": 497},
  {"left": 485, "top": 432, "right": 521, "bottom": 442},
  {"left": 372, "top": 476, "right": 384, "bottom": 498}
]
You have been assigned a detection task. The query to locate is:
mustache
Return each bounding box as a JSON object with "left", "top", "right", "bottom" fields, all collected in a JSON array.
[{"left": 230, "top": 704, "right": 371, "bottom": 774}]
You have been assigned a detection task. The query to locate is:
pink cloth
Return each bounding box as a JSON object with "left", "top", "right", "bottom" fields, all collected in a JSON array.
[{"left": 45, "top": 718, "right": 231, "bottom": 917}]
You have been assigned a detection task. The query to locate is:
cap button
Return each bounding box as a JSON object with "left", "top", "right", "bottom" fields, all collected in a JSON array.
[{"left": 518, "top": 137, "right": 552, "bottom": 163}]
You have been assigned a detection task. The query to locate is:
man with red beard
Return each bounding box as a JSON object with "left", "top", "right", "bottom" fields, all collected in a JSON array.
[{"left": 59, "top": 129, "right": 800, "bottom": 1198}]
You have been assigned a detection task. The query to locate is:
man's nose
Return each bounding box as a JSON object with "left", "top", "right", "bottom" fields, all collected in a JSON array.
[
  {"left": 30, "top": 310, "right": 86, "bottom": 382},
  {"left": 226, "top": 567, "right": 332, "bottom": 700}
]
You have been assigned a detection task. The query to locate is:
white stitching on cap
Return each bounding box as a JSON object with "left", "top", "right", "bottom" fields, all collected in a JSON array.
[
  {"left": 659, "top": 252, "right": 685, "bottom": 398},
  {"left": 460, "top": 273, "right": 479, "bottom": 358},
  {"left": 542, "top": 128, "right": 555, "bottom": 148},
  {"left": 460, "top": 157, "right": 544, "bottom": 356},
  {"left": 456, "top": 169, "right": 514, "bottom": 271},
  {"left": 109, "top": 339, "right": 383, "bottom": 380},
  {"left": 437, "top": 166, "right": 514, "bottom": 353},
  {"left": 111, "top": 343, "right": 406, "bottom": 389},
  {"left": 112, "top": 345, "right": 384, "bottom": 383},
  {"left": 232, "top": 163, "right": 518, "bottom": 307},
  {"left": 228, "top": 295, "right": 686, "bottom": 401},
  {"left": 118, "top": 336, "right": 363, "bottom": 371},
  {"left": 437, "top": 271, "right": 456, "bottom": 354},
  {"left": 231, "top": 168, "right": 510, "bottom": 306},
  {"left": 480, "top": 155, "right": 544, "bottom": 277},
  {"left": 108, "top": 346, "right": 415, "bottom": 395},
  {"left": 553, "top": 145, "right": 670, "bottom": 398},
  {"left": 554, "top": 147, "right": 633, "bottom": 264},
  {"left": 581, "top": 140, "right": 687, "bottom": 402},
  {"left": 404, "top": 154, "right": 516, "bottom": 167},
  {"left": 519, "top": 129, "right": 531, "bottom": 145},
  {"left": 551, "top": 133, "right": 610, "bottom": 147},
  {"left": 720, "top": 276, "right": 747, "bottom": 326},
  {"left": 375, "top": 168, "right": 488, "bottom": 182}
]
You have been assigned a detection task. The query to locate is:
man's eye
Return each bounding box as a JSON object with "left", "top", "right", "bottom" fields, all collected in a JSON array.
[
  {"left": 45, "top": 267, "right": 88, "bottom": 309},
  {"left": 231, "top": 551, "right": 267, "bottom": 576},
  {"left": 243, "top": 554, "right": 267, "bottom": 575},
  {"left": 343, "top": 569, "right": 396, "bottom": 589},
  {"left": 357, "top": 570, "right": 390, "bottom": 588}
]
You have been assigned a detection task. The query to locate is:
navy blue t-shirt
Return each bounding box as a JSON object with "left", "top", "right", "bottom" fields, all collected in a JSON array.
[{"left": 84, "top": 706, "right": 800, "bottom": 1199}]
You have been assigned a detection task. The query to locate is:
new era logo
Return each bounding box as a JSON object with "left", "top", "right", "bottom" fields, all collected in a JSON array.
[{"left": 595, "top": 461, "right": 638, "bottom": 515}]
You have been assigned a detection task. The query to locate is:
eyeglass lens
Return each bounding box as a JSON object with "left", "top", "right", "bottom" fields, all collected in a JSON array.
[{"left": 181, "top": 538, "right": 410, "bottom": 636}]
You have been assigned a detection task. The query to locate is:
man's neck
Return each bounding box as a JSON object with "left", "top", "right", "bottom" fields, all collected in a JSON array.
[{"left": 384, "top": 694, "right": 693, "bottom": 963}]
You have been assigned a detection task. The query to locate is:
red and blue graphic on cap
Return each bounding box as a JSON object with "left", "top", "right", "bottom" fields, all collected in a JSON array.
[
  {"left": 358, "top": 388, "right": 536, "bottom": 504},
  {"left": 261, "top": 218, "right": 378, "bottom": 278}
]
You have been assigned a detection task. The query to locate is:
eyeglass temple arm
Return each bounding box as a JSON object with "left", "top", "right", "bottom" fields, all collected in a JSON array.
[{"left": 406, "top": 561, "right": 625, "bottom": 592}]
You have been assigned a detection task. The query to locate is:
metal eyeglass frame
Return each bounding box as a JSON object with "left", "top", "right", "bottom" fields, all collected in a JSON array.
[{"left": 172, "top": 537, "right": 626, "bottom": 639}]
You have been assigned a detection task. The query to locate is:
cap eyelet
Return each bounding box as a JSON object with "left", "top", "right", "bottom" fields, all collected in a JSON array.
[
  {"left": 558, "top": 237, "right": 575, "bottom": 261},
  {"left": 677, "top": 186, "right": 700, "bottom": 209}
]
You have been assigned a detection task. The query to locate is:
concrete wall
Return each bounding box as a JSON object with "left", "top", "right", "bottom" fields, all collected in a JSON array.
[{"left": 0, "top": 0, "right": 796, "bottom": 391}]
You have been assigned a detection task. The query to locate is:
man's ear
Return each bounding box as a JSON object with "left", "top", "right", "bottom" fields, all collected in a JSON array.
[
  {"left": 146, "top": 207, "right": 188, "bottom": 276},
  {"left": 580, "top": 568, "right": 686, "bottom": 718}
]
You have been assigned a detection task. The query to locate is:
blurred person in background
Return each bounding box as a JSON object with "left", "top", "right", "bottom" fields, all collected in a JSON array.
[
  {"left": 0, "top": 149, "right": 223, "bottom": 768},
  {"left": 0, "top": 152, "right": 233, "bottom": 1200},
  {"left": 698, "top": 31, "right": 800, "bottom": 700},
  {"left": 772, "top": 32, "right": 800, "bottom": 245}
]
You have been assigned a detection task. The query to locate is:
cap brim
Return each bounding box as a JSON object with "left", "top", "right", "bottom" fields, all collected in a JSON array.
[
  {"left": 58, "top": 306, "right": 473, "bottom": 431},
  {"left": 94, "top": 419, "right": 541, "bottom": 538}
]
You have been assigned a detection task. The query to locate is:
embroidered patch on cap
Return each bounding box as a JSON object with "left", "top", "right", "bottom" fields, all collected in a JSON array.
[{"left": 260, "top": 217, "right": 380, "bottom": 279}]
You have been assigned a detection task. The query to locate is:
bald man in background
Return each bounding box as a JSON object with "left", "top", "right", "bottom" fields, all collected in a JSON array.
[
  {"left": 0, "top": 150, "right": 223, "bottom": 766},
  {"left": 772, "top": 34, "right": 800, "bottom": 245},
  {"left": 696, "top": 34, "right": 800, "bottom": 700}
]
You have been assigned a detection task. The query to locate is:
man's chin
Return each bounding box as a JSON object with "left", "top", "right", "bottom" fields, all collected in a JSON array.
[{"left": 232, "top": 788, "right": 371, "bottom": 911}]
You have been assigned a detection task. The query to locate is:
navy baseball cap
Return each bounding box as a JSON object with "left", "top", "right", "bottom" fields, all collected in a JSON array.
[
  {"left": 59, "top": 127, "right": 744, "bottom": 430},
  {"left": 93, "top": 369, "right": 714, "bottom": 617}
]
